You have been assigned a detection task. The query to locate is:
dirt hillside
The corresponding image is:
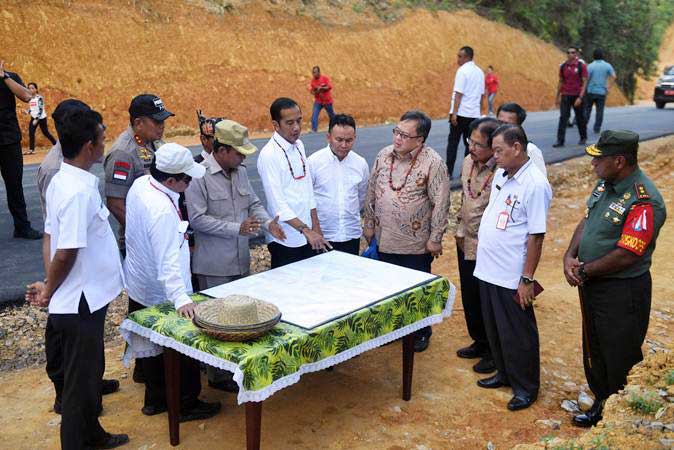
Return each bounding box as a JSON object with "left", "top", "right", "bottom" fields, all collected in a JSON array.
[
  {"left": 1, "top": 0, "right": 627, "bottom": 150},
  {"left": 637, "top": 20, "right": 674, "bottom": 100}
]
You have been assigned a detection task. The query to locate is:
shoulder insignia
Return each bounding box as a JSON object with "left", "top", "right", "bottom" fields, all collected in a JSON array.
[
  {"left": 584, "top": 207, "right": 589, "bottom": 219},
  {"left": 137, "top": 146, "right": 153, "bottom": 162},
  {"left": 635, "top": 183, "right": 649, "bottom": 199}
]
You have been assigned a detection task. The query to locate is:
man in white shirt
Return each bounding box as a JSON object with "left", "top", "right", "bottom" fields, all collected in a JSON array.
[
  {"left": 496, "top": 102, "right": 548, "bottom": 177},
  {"left": 473, "top": 124, "right": 552, "bottom": 412},
  {"left": 258, "top": 97, "right": 331, "bottom": 268},
  {"left": 124, "top": 143, "right": 221, "bottom": 422},
  {"left": 447, "top": 46, "right": 485, "bottom": 178},
  {"left": 26, "top": 108, "right": 128, "bottom": 449},
  {"left": 308, "top": 113, "right": 369, "bottom": 255}
]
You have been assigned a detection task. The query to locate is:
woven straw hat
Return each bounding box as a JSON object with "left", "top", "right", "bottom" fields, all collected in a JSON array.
[{"left": 194, "top": 295, "right": 281, "bottom": 341}]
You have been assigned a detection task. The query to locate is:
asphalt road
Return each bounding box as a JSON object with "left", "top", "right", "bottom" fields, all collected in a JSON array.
[{"left": 1, "top": 104, "right": 672, "bottom": 304}]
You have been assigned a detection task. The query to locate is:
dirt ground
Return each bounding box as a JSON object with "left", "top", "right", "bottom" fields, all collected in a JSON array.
[{"left": 1, "top": 136, "right": 672, "bottom": 449}]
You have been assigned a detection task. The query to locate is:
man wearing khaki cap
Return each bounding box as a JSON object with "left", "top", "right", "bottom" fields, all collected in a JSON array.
[{"left": 124, "top": 142, "right": 221, "bottom": 421}]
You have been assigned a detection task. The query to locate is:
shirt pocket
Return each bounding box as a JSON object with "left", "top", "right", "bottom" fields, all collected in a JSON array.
[
  {"left": 94, "top": 205, "right": 112, "bottom": 238},
  {"left": 207, "top": 189, "right": 230, "bottom": 217}
]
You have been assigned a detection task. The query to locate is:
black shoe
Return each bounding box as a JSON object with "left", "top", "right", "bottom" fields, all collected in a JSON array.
[
  {"left": 141, "top": 404, "right": 168, "bottom": 416},
  {"left": 568, "top": 121, "right": 574, "bottom": 127},
  {"left": 578, "top": 138, "right": 587, "bottom": 145},
  {"left": 472, "top": 357, "right": 496, "bottom": 374},
  {"left": 552, "top": 142, "right": 564, "bottom": 148},
  {"left": 507, "top": 395, "right": 536, "bottom": 411},
  {"left": 102, "top": 379, "right": 120, "bottom": 396},
  {"left": 477, "top": 374, "right": 509, "bottom": 389},
  {"left": 456, "top": 343, "right": 486, "bottom": 359},
  {"left": 53, "top": 399, "right": 61, "bottom": 415},
  {"left": 132, "top": 364, "right": 145, "bottom": 384},
  {"left": 180, "top": 399, "right": 221, "bottom": 423},
  {"left": 13, "top": 227, "right": 43, "bottom": 240},
  {"left": 572, "top": 399, "right": 604, "bottom": 428},
  {"left": 208, "top": 379, "right": 239, "bottom": 393},
  {"left": 414, "top": 336, "right": 430, "bottom": 353},
  {"left": 91, "top": 433, "right": 129, "bottom": 449}
]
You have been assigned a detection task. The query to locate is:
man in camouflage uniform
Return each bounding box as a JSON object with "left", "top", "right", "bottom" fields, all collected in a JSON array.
[{"left": 563, "top": 130, "right": 666, "bottom": 427}]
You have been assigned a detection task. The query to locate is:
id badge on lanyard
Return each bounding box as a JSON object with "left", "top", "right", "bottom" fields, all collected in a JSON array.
[{"left": 496, "top": 193, "right": 518, "bottom": 230}]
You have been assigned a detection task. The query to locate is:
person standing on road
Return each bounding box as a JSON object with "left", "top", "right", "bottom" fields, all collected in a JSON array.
[
  {"left": 485, "top": 65, "right": 499, "bottom": 117},
  {"left": 24, "top": 82, "right": 56, "bottom": 155},
  {"left": 563, "top": 130, "right": 666, "bottom": 428},
  {"left": 364, "top": 110, "right": 450, "bottom": 353},
  {"left": 308, "top": 113, "right": 369, "bottom": 255},
  {"left": 584, "top": 48, "right": 616, "bottom": 135},
  {"left": 496, "top": 102, "right": 548, "bottom": 177},
  {"left": 473, "top": 124, "right": 552, "bottom": 412},
  {"left": 309, "top": 66, "right": 335, "bottom": 133},
  {"left": 258, "top": 97, "right": 331, "bottom": 268},
  {"left": 0, "top": 60, "right": 43, "bottom": 240},
  {"left": 26, "top": 108, "right": 129, "bottom": 450},
  {"left": 455, "top": 117, "right": 499, "bottom": 374},
  {"left": 554, "top": 46, "right": 588, "bottom": 148},
  {"left": 447, "top": 46, "right": 485, "bottom": 179}
]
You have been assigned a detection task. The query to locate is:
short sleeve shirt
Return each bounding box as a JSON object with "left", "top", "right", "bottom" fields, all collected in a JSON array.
[
  {"left": 103, "top": 126, "right": 159, "bottom": 199},
  {"left": 559, "top": 60, "right": 588, "bottom": 96},
  {"left": 0, "top": 72, "right": 24, "bottom": 145},
  {"left": 587, "top": 60, "right": 616, "bottom": 96},
  {"left": 451, "top": 61, "right": 485, "bottom": 118}
]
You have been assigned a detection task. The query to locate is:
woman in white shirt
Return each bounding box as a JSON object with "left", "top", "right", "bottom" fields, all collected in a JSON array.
[{"left": 25, "top": 82, "right": 56, "bottom": 154}]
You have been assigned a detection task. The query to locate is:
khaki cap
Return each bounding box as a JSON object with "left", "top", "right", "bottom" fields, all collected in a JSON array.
[{"left": 214, "top": 120, "right": 257, "bottom": 156}]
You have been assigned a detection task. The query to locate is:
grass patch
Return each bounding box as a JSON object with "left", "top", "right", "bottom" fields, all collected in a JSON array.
[
  {"left": 665, "top": 369, "right": 674, "bottom": 385},
  {"left": 627, "top": 391, "right": 664, "bottom": 415}
]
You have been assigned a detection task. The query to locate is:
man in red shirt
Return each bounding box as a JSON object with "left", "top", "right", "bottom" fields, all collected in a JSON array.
[
  {"left": 485, "top": 65, "right": 499, "bottom": 116},
  {"left": 309, "top": 66, "right": 335, "bottom": 132},
  {"left": 554, "top": 46, "right": 588, "bottom": 148}
]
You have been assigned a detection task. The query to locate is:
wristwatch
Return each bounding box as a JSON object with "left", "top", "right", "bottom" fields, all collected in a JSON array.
[
  {"left": 578, "top": 262, "right": 589, "bottom": 283},
  {"left": 520, "top": 275, "right": 534, "bottom": 285},
  {"left": 1, "top": 73, "right": 9, "bottom": 80},
  {"left": 297, "top": 224, "right": 307, "bottom": 234}
]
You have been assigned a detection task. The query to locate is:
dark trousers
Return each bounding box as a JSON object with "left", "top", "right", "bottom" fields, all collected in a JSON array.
[
  {"left": 456, "top": 246, "right": 489, "bottom": 354},
  {"left": 583, "top": 93, "right": 607, "bottom": 133},
  {"left": 580, "top": 272, "right": 651, "bottom": 400},
  {"left": 378, "top": 250, "right": 434, "bottom": 340},
  {"left": 128, "top": 299, "right": 202, "bottom": 409},
  {"left": 557, "top": 95, "right": 587, "bottom": 144},
  {"left": 446, "top": 115, "right": 475, "bottom": 179},
  {"left": 28, "top": 117, "right": 56, "bottom": 150},
  {"left": 45, "top": 315, "right": 64, "bottom": 403},
  {"left": 479, "top": 280, "right": 540, "bottom": 398},
  {"left": 329, "top": 238, "right": 361, "bottom": 256},
  {"left": 0, "top": 142, "right": 31, "bottom": 231},
  {"left": 50, "top": 296, "right": 108, "bottom": 449},
  {"left": 268, "top": 241, "right": 315, "bottom": 269}
]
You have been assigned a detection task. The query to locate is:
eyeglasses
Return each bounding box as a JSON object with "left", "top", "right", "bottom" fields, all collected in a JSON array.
[
  {"left": 468, "top": 138, "right": 489, "bottom": 150},
  {"left": 392, "top": 128, "right": 421, "bottom": 140}
]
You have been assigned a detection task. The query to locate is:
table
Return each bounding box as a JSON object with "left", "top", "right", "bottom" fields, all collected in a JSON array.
[{"left": 121, "top": 255, "right": 455, "bottom": 449}]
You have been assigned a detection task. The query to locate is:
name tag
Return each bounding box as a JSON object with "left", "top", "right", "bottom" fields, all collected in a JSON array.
[
  {"left": 496, "top": 212, "right": 509, "bottom": 230},
  {"left": 609, "top": 202, "right": 626, "bottom": 215}
]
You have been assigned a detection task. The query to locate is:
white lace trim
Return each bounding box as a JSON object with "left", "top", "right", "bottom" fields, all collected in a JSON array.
[{"left": 120, "top": 283, "right": 455, "bottom": 405}]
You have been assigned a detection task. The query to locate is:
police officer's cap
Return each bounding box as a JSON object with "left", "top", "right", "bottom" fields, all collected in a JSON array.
[
  {"left": 129, "top": 94, "right": 175, "bottom": 122},
  {"left": 585, "top": 130, "right": 639, "bottom": 157}
]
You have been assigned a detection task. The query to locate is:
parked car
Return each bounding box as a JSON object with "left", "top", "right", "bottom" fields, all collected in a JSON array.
[{"left": 654, "top": 65, "right": 674, "bottom": 109}]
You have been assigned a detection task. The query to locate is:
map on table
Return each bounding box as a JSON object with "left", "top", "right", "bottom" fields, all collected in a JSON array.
[{"left": 201, "top": 251, "right": 438, "bottom": 329}]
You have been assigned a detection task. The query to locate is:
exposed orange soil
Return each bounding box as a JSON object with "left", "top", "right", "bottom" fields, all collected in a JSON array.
[{"left": 637, "top": 20, "right": 674, "bottom": 100}]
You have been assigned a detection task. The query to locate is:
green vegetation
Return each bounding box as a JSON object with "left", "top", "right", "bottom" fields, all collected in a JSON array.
[
  {"left": 627, "top": 390, "right": 664, "bottom": 415},
  {"left": 665, "top": 369, "right": 674, "bottom": 385}
]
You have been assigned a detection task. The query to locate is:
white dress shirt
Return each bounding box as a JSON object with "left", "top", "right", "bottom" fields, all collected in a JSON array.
[
  {"left": 527, "top": 142, "right": 548, "bottom": 177},
  {"left": 450, "top": 60, "right": 485, "bottom": 118},
  {"left": 473, "top": 160, "right": 552, "bottom": 289},
  {"left": 257, "top": 132, "right": 317, "bottom": 248},
  {"left": 44, "top": 162, "right": 124, "bottom": 314},
  {"left": 124, "top": 175, "right": 193, "bottom": 310},
  {"left": 308, "top": 146, "right": 370, "bottom": 242}
]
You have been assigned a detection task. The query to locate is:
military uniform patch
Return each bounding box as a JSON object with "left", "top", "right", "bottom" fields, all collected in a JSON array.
[{"left": 635, "top": 183, "right": 649, "bottom": 199}]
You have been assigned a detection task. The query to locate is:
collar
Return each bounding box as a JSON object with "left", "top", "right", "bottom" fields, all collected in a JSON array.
[
  {"left": 475, "top": 156, "right": 496, "bottom": 172},
  {"left": 608, "top": 168, "right": 641, "bottom": 193},
  {"left": 149, "top": 176, "right": 180, "bottom": 202},
  {"left": 272, "top": 131, "right": 298, "bottom": 151},
  {"left": 205, "top": 153, "right": 238, "bottom": 176},
  {"left": 502, "top": 158, "right": 533, "bottom": 184},
  {"left": 59, "top": 161, "right": 98, "bottom": 188},
  {"left": 200, "top": 150, "right": 209, "bottom": 159},
  {"left": 392, "top": 144, "right": 424, "bottom": 161}
]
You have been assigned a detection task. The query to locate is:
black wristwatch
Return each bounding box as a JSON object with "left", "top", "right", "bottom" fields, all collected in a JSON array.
[
  {"left": 1, "top": 73, "right": 9, "bottom": 80},
  {"left": 520, "top": 275, "right": 534, "bottom": 285},
  {"left": 578, "top": 262, "right": 589, "bottom": 283}
]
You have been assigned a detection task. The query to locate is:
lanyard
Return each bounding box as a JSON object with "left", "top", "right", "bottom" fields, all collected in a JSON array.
[
  {"left": 149, "top": 180, "right": 182, "bottom": 220},
  {"left": 273, "top": 137, "right": 306, "bottom": 180}
]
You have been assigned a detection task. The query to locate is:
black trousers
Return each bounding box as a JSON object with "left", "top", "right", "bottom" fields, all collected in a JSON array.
[
  {"left": 329, "top": 238, "right": 361, "bottom": 256},
  {"left": 557, "top": 95, "right": 587, "bottom": 144},
  {"left": 268, "top": 241, "right": 315, "bottom": 269},
  {"left": 583, "top": 93, "right": 607, "bottom": 133},
  {"left": 479, "top": 280, "right": 540, "bottom": 398},
  {"left": 128, "top": 299, "right": 202, "bottom": 409},
  {"left": 580, "top": 272, "right": 651, "bottom": 400},
  {"left": 28, "top": 117, "right": 56, "bottom": 150},
  {"left": 50, "top": 296, "right": 108, "bottom": 449},
  {"left": 446, "top": 115, "right": 475, "bottom": 179},
  {"left": 45, "top": 314, "right": 64, "bottom": 403},
  {"left": 456, "top": 246, "right": 489, "bottom": 354},
  {"left": 0, "top": 142, "right": 31, "bottom": 231},
  {"left": 378, "top": 250, "right": 434, "bottom": 340}
]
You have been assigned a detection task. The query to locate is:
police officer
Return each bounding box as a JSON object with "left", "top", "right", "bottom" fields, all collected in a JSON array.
[
  {"left": 563, "top": 130, "right": 666, "bottom": 427},
  {"left": 103, "top": 93, "right": 174, "bottom": 244}
]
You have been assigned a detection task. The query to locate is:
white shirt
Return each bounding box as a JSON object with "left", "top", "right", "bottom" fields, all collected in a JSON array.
[
  {"left": 308, "top": 146, "right": 369, "bottom": 242},
  {"left": 474, "top": 159, "right": 552, "bottom": 289},
  {"left": 44, "top": 162, "right": 123, "bottom": 314},
  {"left": 527, "top": 142, "right": 548, "bottom": 177},
  {"left": 124, "top": 175, "right": 193, "bottom": 310},
  {"left": 28, "top": 95, "right": 47, "bottom": 119},
  {"left": 257, "top": 132, "right": 317, "bottom": 248},
  {"left": 450, "top": 61, "right": 485, "bottom": 118}
]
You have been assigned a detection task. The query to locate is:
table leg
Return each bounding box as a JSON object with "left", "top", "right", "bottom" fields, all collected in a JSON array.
[
  {"left": 245, "top": 402, "right": 262, "bottom": 450},
  {"left": 163, "top": 348, "right": 181, "bottom": 446},
  {"left": 402, "top": 334, "right": 415, "bottom": 401}
]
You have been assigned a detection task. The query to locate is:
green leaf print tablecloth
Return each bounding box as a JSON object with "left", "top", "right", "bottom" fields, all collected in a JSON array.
[{"left": 120, "top": 276, "right": 455, "bottom": 404}]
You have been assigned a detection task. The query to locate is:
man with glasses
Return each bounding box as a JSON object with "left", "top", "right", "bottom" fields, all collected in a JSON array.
[
  {"left": 195, "top": 110, "right": 224, "bottom": 163},
  {"left": 124, "top": 143, "right": 222, "bottom": 421},
  {"left": 364, "top": 110, "right": 450, "bottom": 352},
  {"left": 554, "top": 46, "right": 588, "bottom": 148}
]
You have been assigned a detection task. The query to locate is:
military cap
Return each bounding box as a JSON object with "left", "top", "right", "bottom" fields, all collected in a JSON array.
[
  {"left": 585, "top": 130, "right": 639, "bottom": 157},
  {"left": 214, "top": 120, "right": 257, "bottom": 156}
]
